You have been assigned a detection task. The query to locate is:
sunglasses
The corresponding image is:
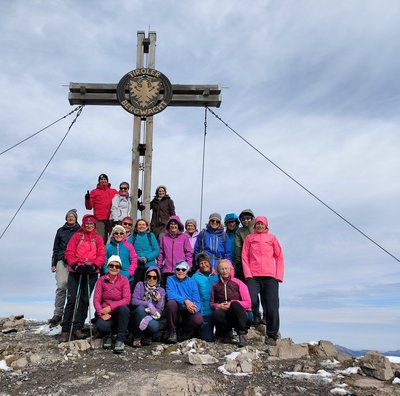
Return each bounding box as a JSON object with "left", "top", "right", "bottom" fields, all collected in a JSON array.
[
  {"left": 210, "top": 219, "right": 220, "bottom": 224},
  {"left": 175, "top": 268, "right": 187, "bottom": 272},
  {"left": 123, "top": 222, "right": 133, "bottom": 226},
  {"left": 108, "top": 264, "right": 121, "bottom": 270},
  {"left": 113, "top": 232, "right": 125, "bottom": 236},
  {"left": 146, "top": 275, "right": 158, "bottom": 280},
  {"left": 120, "top": 187, "right": 128, "bottom": 190}
]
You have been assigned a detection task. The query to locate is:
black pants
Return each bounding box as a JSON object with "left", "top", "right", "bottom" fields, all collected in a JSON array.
[
  {"left": 246, "top": 276, "right": 279, "bottom": 337},
  {"left": 96, "top": 305, "right": 130, "bottom": 341},
  {"left": 62, "top": 272, "right": 98, "bottom": 332},
  {"left": 212, "top": 301, "right": 249, "bottom": 336}
]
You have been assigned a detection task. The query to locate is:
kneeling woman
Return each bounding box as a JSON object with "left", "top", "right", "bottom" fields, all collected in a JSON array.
[
  {"left": 131, "top": 266, "right": 165, "bottom": 347},
  {"left": 93, "top": 255, "right": 131, "bottom": 353},
  {"left": 210, "top": 259, "right": 252, "bottom": 347}
]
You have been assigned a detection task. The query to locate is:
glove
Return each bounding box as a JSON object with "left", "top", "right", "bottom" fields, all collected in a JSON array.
[
  {"left": 139, "top": 315, "right": 153, "bottom": 331},
  {"left": 85, "top": 190, "right": 90, "bottom": 200},
  {"left": 76, "top": 264, "right": 97, "bottom": 274},
  {"left": 146, "top": 303, "right": 158, "bottom": 316},
  {"left": 71, "top": 263, "right": 79, "bottom": 272},
  {"left": 138, "top": 257, "right": 147, "bottom": 266}
]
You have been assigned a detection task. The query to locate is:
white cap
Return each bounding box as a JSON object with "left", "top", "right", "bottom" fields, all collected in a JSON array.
[{"left": 107, "top": 255, "right": 122, "bottom": 266}]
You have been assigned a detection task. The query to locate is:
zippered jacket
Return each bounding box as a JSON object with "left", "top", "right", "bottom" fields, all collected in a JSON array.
[
  {"left": 128, "top": 231, "right": 160, "bottom": 268},
  {"left": 131, "top": 266, "right": 165, "bottom": 314},
  {"left": 109, "top": 194, "right": 131, "bottom": 222},
  {"left": 51, "top": 222, "right": 80, "bottom": 267},
  {"left": 241, "top": 216, "right": 284, "bottom": 282},
  {"left": 85, "top": 183, "right": 118, "bottom": 221},
  {"left": 65, "top": 228, "right": 105, "bottom": 272},
  {"left": 192, "top": 269, "right": 218, "bottom": 316},
  {"left": 194, "top": 226, "right": 231, "bottom": 269},
  {"left": 104, "top": 238, "right": 138, "bottom": 280},
  {"left": 157, "top": 216, "right": 193, "bottom": 272},
  {"left": 93, "top": 273, "right": 131, "bottom": 314},
  {"left": 166, "top": 275, "right": 201, "bottom": 312}
]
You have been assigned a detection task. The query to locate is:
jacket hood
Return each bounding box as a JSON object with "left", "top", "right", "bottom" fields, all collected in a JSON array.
[
  {"left": 145, "top": 266, "right": 161, "bottom": 281},
  {"left": 224, "top": 213, "right": 239, "bottom": 225},
  {"left": 254, "top": 216, "right": 269, "bottom": 231},
  {"left": 165, "top": 215, "right": 184, "bottom": 231},
  {"left": 239, "top": 209, "right": 254, "bottom": 219}
]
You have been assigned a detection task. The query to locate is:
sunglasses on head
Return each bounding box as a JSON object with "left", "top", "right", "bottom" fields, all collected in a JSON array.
[
  {"left": 175, "top": 268, "right": 187, "bottom": 272},
  {"left": 146, "top": 275, "right": 158, "bottom": 280},
  {"left": 108, "top": 264, "right": 121, "bottom": 270},
  {"left": 113, "top": 232, "right": 125, "bottom": 236},
  {"left": 123, "top": 222, "right": 133, "bottom": 226}
]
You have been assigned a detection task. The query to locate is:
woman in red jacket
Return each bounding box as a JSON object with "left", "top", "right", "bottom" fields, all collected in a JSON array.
[
  {"left": 60, "top": 214, "right": 105, "bottom": 342},
  {"left": 94, "top": 255, "right": 131, "bottom": 354},
  {"left": 242, "top": 216, "right": 284, "bottom": 346}
]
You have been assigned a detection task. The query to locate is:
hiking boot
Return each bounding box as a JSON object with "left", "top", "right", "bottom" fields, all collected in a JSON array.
[
  {"left": 103, "top": 336, "right": 113, "bottom": 350},
  {"left": 252, "top": 313, "right": 261, "bottom": 326},
  {"left": 114, "top": 340, "right": 125, "bottom": 354},
  {"left": 73, "top": 329, "right": 86, "bottom": 340},
  {"left": 141, "top": 336, "right": 152, "bottom": 346},
  {"left": 265, "top": 336, "right": 277, "bottom": 346},
  {"left": 48, "top": 315, "right": 62, "bottom": 327},
  {"left": 260, "top": 317, "right": 267, "bottom": 326},
  {"left": 166, "top": 331, "right": 177, "bottom": 344},
  {"left": 59, "top": 331, "right": 70, "bottom": 343},
  {"left": 238, "top": 333, "right": 248, "bottom": 347}
]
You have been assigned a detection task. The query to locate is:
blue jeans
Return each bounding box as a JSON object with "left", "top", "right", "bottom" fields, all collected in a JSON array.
[{"left": 131, "top": 305, "right": 160, "bottom": 338}]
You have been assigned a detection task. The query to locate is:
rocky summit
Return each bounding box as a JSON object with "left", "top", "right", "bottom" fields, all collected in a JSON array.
[{"left": 1, "top": 315, "right": 399, "bottom": 396}]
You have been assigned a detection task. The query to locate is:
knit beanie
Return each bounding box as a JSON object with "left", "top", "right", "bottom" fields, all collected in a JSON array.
[
  {"left": 185, "top": 218, "right": 197, "bottom": 228},
  {"left": 112, "top": 225, "right": 126, "bottom": 235},
  {"left": 209, "top": 212, "right": 222, "bottom": 222},
  {"left": 65, "top": 209, "right": 78, "bottom": 221},
  {"left": 98, "top": 173, "right": 108, "bottom": 182}
]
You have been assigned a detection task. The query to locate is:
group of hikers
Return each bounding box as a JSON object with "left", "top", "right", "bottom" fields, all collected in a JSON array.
[{"left": 50, "top": 174, "right": 284, "bottom": 353}]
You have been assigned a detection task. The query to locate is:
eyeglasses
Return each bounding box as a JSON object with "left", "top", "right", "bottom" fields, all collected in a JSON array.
[
  {"left": 120, "top": 187, "right": 128, "bottom": 191},
  {"left": 210, "top": 219, "right": 220, "bottom": 224},
  {"left": 146, "top": 275, "right": 158, "bottom": 280},
  {"left": 123, "top": 222, "right": 133, "bottom": 226},
  {"left": 113, "top": 232, "right": 125, "bottom": 236},
  {"left": 175, "top": 268, "right": 187, "bottom": 272},
  {"left": 108, "top": 264, "right": 121, "bottom": 270},
  {"left": 241, "top": 216, "right": 253, "bottom": 221}
]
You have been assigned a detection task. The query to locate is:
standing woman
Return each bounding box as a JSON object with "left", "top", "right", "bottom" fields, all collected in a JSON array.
[
  {"left": 61, "top": 214, "right": 105, "bottom": 342},
  {"left": 128, "top": 218, "right": 160, "bottom": 288},
  {"left": 94, "top": 255, "right": 131, "bottom": 353},
  {"left": 150, "top": 185, "right": 175, "bottom": 240},
  {"left": 105, "top": 225, "right": 138, "bottom": 290},
  {"left": 241, "top": 216, "right": 284, "bottom": 346},
  {"left": 109, "top": 181, "right": 131, "bottom": 226}
]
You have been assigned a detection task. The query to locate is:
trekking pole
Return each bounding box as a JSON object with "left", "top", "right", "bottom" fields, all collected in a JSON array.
[
  {"left": 87, "top": 273, "right": 93, "bottom": 349},
  {"left": 69, "top": 274, "right": 82, "bottom": 342}
]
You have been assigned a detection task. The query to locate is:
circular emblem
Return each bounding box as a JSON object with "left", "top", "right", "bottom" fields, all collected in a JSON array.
[{"left": 117, "top": 68, "right": 173, "bottom": 116}]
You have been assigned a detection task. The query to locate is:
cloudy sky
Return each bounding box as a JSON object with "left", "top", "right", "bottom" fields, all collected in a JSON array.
[{"left": 0, "top": 0, "right": 399, "bottom": 351}]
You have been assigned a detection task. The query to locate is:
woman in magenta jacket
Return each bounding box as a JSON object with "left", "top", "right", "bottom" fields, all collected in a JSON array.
[
  {"left": 94, "top": 255, "right": 131, "bottom": 353},
  {"left": 241, "top": 216, "right": 284, "bottom": 346},
  {"left": 157, "top": 215, "right": 193, "bottom": 287}
]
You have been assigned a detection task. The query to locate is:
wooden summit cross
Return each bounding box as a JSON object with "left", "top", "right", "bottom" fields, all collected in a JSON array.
[{"left": 68, "top": 31, "right": 221, "bottom": 222}]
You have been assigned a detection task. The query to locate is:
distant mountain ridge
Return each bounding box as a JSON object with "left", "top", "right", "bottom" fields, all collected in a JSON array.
[{"left": 335, "top": 345, "right": 400, "bottom": 357}]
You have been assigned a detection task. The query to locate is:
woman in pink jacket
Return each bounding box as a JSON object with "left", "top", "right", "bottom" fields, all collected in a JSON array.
[
  {"left": 242, "top": 216, "right": 284, "bottom": 346},
  {"left": 94, "top": 255, "right": 131, "bottom": 353}
]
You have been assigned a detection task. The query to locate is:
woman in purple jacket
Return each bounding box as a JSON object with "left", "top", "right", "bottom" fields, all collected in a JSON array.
[
  {"left": 157, "top": 215, "right": 193, "bottom": 287},
  {"left": 131, "top": 266, "right": 165, "bottom": 347}
]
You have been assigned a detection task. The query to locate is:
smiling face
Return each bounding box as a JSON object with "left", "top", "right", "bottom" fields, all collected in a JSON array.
[
  {"left": 186, "top": 223, "right": 195, "bottom": 234},
  {"left": 146, "top": 270, "right": 158, "bottom": 287},
  {"left": 255, "top": 221, "right": 267, "bottom": 233},
  {"left": 99, "top": 176, "right": 108, "bottom": 186},
  {"left": 136, "top": 220, "right": 148, "bottom": 233},
  {"left": 84, "top": 221, "right": 95, "bottom": 232},
  {"left": 168, "top": 220, "right": 179, "bottom": 234},
  {"left": 225, "top": 221, "right": 237, "bottom": 231},
  {"left": 66, "top": 214, "right": 76, "bottom": 226},
  {"left": 199, "top": 260, "right": 211, "bottom": 273},
  {"left": 175, "top": 267, "right": 187, "bottom": 280},
  {"left": 107, "top": 261, "right": 121, "bottom": 278},
  {"left": 119, "top": 183, "right": 129, "bottom": 193},
  {"left": 113, "top": 230, "right": 125, "bottom": 241},
  {"left": 157, "top": 187, "right": 166, "bottom": 198},
  {"left": 209, "top": 219, "right": 221, "bottom": 230},
  {"left": 240, "top": 216, "right": 253, "bottom": 227},
  {"left": 217, "top": 260, "right": 231, "bottom": 279}
]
